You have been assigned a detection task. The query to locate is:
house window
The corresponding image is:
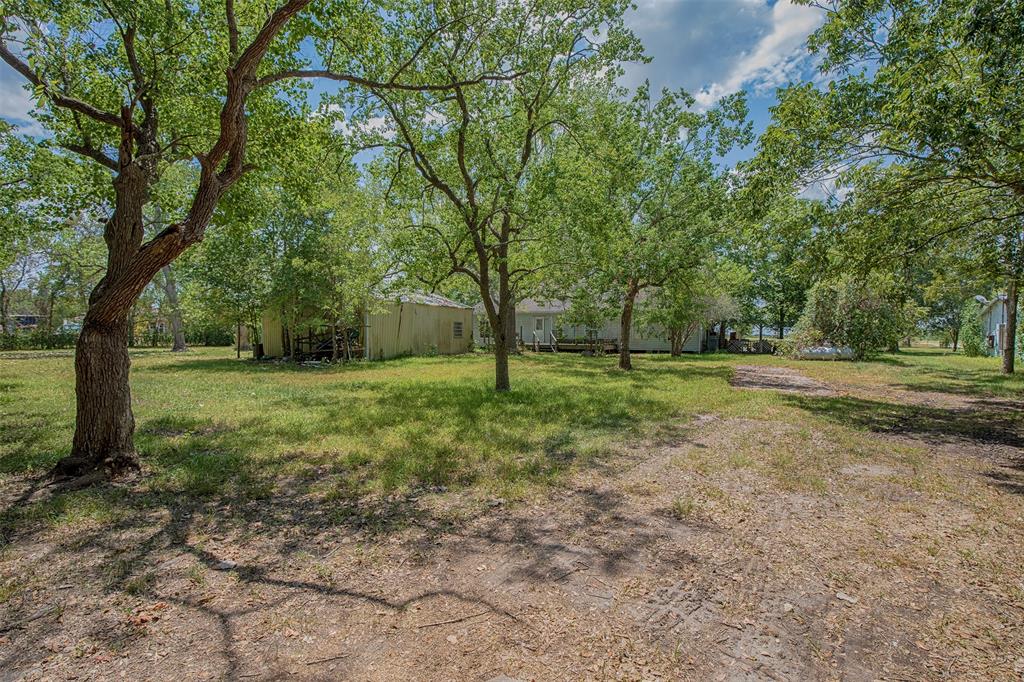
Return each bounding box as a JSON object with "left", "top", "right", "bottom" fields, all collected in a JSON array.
[
  {"left": 453, "top": 321, "right": 464, "bottom": 338},
  {"left": 535, "top": 317, "right": 545, "bottom": 332}
]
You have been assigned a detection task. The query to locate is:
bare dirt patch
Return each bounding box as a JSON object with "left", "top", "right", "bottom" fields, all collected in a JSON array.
[
  {"left": 2, "top": 417, "right": 1023, "bottom": 679},
  {"left": 731, "top": 365, "right": 836, "bottom": 397}
]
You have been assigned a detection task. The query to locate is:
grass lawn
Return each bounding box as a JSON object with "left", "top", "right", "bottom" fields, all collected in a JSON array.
[
  {"left": 1, "top": 346, "right": 1022, "bottom": 679},
  {"left": 3, "top": 347, "right": 742, "bottom": 496},
  {"left": 3, "top": 345, "right": 1019, "bottom": 494}
]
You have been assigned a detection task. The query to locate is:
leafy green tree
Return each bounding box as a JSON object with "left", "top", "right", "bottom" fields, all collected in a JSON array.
[
  {"left": 274, "top": 183, "right": 397, "bottom": 361},
  {"left": 638, "top": 268, "right": 723, "bottom": 356},
  {"left": 703, "top": 259, "right": 755, "bottom": 348},
  {"left": 960, "top": 300, "right": 987, "bottom": 357},
  {"left": 179, "top": 218, "right": 274, "bottom": 352},
  {"left": 2, "top": 1, "right": 518, "bottom": 478},
  {"left": 1, "top": 122, "right": 101, "bottom": 261},
  {"left": 758, "top": 0, "right": 1024, "bottom": 373},
  {"left": 371, "top": 0, "right": 640, "bottom": 390},
  {"left": 553, "top": 84, "right": 749, "bottom": 369},
  {"left": 921, "top": 261, "right": 992, "bottom": 351},
  {"left": 27, "top": 216, "right": 107, "bottom": 334},
  {"left": 556, "top": 282, "right": 617, "bottom": 351},
  {"left": 1, "top": 122, "right": 105, "bottom": 335},
  {"left": 738, "top": 195, "right": 823, "bottom": 339},
  {"left": 793, "top": 273, "right": 913, "bottom": 360}
]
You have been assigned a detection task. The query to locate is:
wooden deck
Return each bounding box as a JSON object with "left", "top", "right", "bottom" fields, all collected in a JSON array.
[{"left": 531, "top": 338, "right": 618, "bottom": 354}]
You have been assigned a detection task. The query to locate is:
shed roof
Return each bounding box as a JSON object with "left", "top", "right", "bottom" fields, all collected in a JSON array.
[
  {"left": 978, "top": 293, "right": 1007, "bottom": 316},
  {"left": 390, "top": 292, "right": 472, "bottom": 309}
]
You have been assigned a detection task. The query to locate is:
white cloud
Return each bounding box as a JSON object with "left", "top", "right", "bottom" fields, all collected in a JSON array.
[
  {"left": 798, "top": 175, "right": 850, "bottom": 203},
  {"left": 423, "top": 108, "right": 447, "bottom": 126},
  {"left": 333, "top": 114, "right": 395, "bottom": 140},
  {"left": 693, "top": 1, "right": 824, "bottom": 108},
  {"left": 0, "top": 63, "right": 45, "bottom": 135},
  {"left": 622, "top": 0, "right": 765, "bottom": 94}
]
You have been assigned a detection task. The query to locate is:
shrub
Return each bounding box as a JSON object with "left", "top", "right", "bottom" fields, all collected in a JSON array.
[
  {"left": 0, "top": 330, "right": 78, "bottom": 351},
  {"left": 185, "top": 324, "right": 234, "bottom": 346},
  {"left": 959, "top": 300, "right": 986, "bottom": 357},
  {"left": 792, "top": 274, "right": 910, "bottom": 360},
  {"left": 773, "top": 338, "right": 799, "bottom": 358}
]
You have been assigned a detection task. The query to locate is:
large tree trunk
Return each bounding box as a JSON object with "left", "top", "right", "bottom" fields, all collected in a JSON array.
[
  {"left": 238, "top": 323, "right": 251, "bottom": 351},
  {"left": 494, "top": 332, "right": 510, "bottom": 391},
  {"left": 505, "top": 292, "right": 519, "bottom": 355},
  {"left": 0, "top": 281, "right": 8, "bottom": 335},
  {"left": 18, "top": 0, "right": 309, "bottom": 484},
  {"left": 952, "top": 326, "right": 959, "bottom": 352},
  {"left": 54, "top": 164, "right": 153, "bottom": 478},
  {"left": 476, "top": 279, "right": 512, "bottom": 390},
  {"left": 1002, "top": 279, "right": 1017, "bottom": 374},
  {"left": 160, "top": 264, "right": 187, "bottom": 352},
  {"left": 494, "top": 274, "right": 512, "bottom": 391},
  {"left": 618, "top": 283, "right": 638, "bottom": 370},
  {"left": 778, "top": 307, "right": 785, "bottom": 339},
  {"left": 54, "top": 316, "right": 139, "bottom": 478}
]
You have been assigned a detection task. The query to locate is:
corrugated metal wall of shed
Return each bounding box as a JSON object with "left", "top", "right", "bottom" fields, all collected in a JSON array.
[
  {"left": 432, "top": 304, "right": 473, "bottom": 355},
  {"left": 365, "top": 302, "right": 401, "bottom": 360},
  {"left": 261, "top": 310, "right": 285, "bottom": 357},
  {"left": 365, "top": 302, "right": 473, "bottom": 359}
]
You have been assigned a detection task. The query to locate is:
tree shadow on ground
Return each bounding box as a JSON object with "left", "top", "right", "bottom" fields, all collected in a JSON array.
[
  {"left": 131, "top": 352, "right": 486, "bottom": 375},
  {"left": 780, "top": 393, "right": 1024, "bottom": 499},
  {"left": 4, "top": 350, "right": 735, "bottom": 496},
  {"left": 859, "top": 351, "right": 1024, "bottom": 398},
  {"left": 0, "top": 350, "right": 736, "bottom": 676},
  {"left": 892, "top": 371, "right": 1024, "bottom": 400},
  {"left": 781, "top": 394, "right": 1024, "bottom": 450},
  {"left": 0, "top": 462, "right": 680, "bottom": 679},
  {"left": 516, "top": 353, "right": 735, "bottom": 385}
]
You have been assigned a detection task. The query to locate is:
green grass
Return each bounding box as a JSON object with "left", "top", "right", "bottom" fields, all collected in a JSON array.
[
  {"left": 0, "top": 348, "right": 732, "bottom": 497},
  {"left": 0, "top": 345, "right": 1017, "bottom": 523}
]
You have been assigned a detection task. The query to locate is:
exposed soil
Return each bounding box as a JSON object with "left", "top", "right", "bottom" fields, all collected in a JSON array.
[
  {"left": 2, "top": 368, "right": 1023, "bottom": 680},
  {"left": 730, "top": 365, "right": 836, "bottom": 397}
]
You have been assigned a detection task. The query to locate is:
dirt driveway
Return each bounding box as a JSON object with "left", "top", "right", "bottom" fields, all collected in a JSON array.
[{"left": 2, "top": 365, "right": 1023, "bottom": 681}]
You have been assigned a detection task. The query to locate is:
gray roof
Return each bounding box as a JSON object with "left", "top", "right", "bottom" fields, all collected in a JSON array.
[
  {"left": 516, "top": 298, "right": 570, "bottom": 314},
  {"left": 977, "top": 293, "right": 1007, "bottom": 315},
  {"left": 392, "top": 292, "right": 472, "bottom": 309},
  {"left": 473, "top": 298, "right": 570, "bottom": 314}
]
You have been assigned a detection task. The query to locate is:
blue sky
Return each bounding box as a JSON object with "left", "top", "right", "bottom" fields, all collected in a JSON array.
[
  {"left": 0, "top": 0, "right": 825, "bottom": 163},
  {"left": 620, "top": 0, "right": 825, "bottom": 163}
]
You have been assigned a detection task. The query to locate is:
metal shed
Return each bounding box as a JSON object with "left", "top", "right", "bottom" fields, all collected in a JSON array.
[{"left": 261, "top": 293, "right": 473, "bottom": 360}]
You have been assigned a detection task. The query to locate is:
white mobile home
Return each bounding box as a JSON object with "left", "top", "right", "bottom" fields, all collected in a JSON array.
[{"left": 474, "top": 297, "right": 705, "bottom": 353}]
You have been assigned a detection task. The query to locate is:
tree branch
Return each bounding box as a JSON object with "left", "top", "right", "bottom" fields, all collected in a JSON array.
[
  {"left": 61, "top": 142, "right": 118, "bottom": 171},
  {"left": 255, "top": 68, "right": 522, "bottom": 91},
  {"left": 0, "top": 38, "right": 123, "bottom": 128},
  {"left": 226, "top": 0, "right": 240, "bottom": 60}
]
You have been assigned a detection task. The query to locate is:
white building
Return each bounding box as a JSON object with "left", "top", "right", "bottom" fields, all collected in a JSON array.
[
  {"left": 473, "top": 298, "right": 706, "bottom": 353},
  {"left": 978, "top": 294, "right": 1012, "bottom": 358}
]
